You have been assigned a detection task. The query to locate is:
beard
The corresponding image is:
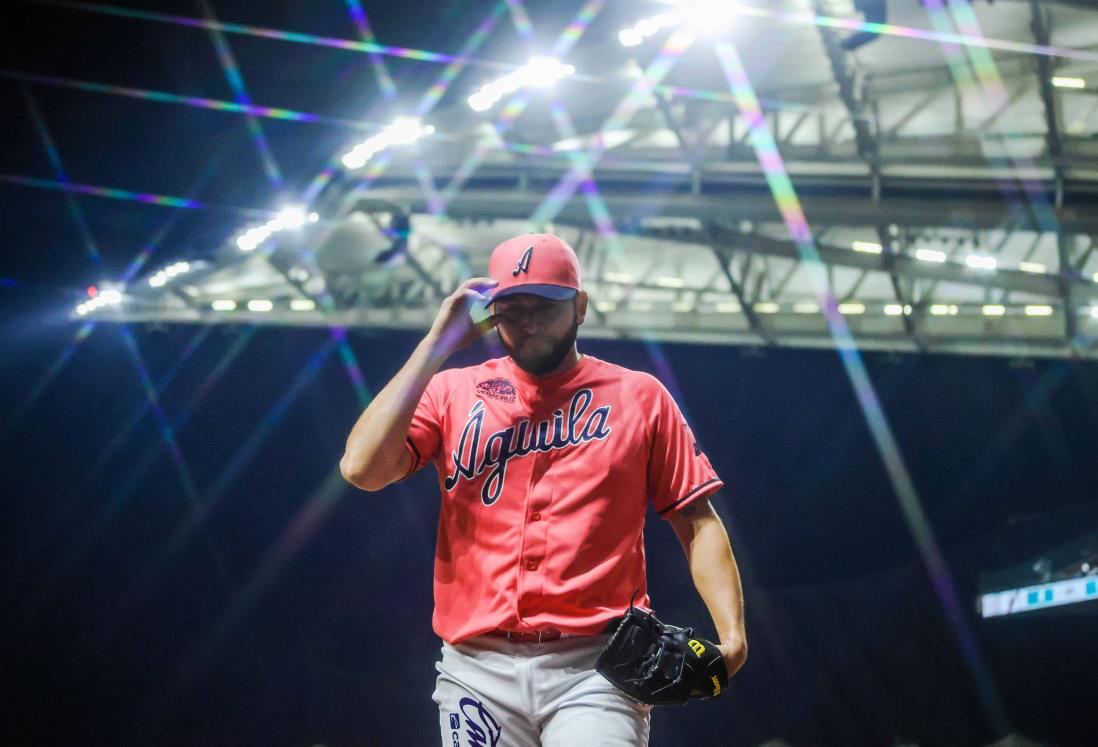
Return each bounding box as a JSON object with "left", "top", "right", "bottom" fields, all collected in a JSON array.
[{"left": 501, "top": 314, "right": 580, "bottom": 376}]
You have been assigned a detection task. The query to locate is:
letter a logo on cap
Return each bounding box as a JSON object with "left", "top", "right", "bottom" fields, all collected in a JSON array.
[{"left": 512, "top": 246, "right": 533, "bottom": 276}]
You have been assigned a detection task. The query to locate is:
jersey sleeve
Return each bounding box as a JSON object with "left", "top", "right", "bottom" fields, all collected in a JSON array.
[
  {"left": 400, "top": 372, "right": 447, "bottom": 480},
  {"left": 642, "top": 376, "right": 724, "bottom": 515}
]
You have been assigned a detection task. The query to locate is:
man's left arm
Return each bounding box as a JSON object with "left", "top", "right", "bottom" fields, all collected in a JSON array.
[{"left": 665, "top": 496, "right": 748, "bottom": 678}]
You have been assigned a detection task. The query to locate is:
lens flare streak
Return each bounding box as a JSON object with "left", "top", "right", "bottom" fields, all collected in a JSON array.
[
  {"left": 712, "top": 38, "right": 1010, "bottom": 732},
  {"left": 2, "top": 70, "right": 370, "bottom": 128}
]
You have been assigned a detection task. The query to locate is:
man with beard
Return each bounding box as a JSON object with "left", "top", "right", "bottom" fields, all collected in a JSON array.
[{"left": 340, "top": 233, "right": 747, "bottom": 746}]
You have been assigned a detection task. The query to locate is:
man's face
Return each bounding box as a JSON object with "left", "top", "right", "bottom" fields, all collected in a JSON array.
[{"left": 493, "top": 292, "right": 587, "bottom": 376}]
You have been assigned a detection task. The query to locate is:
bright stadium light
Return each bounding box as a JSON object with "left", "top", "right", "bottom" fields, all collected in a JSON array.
[
  {"left": 617, "top": 2, "right": 739, "bottom": 46},
  {"left": 1051, "top": 76, "right": 1085, "bottom": 89},
  {"left": 753, "top": 302, "right": 779, "bottom": 314},
  {"left": 1025, "top": 305, "right": 1054, "bottom": 317},
  {"left": 211, "top": 299, "right": 236, "bottom": 311},
  {"left": 915, "top": 248, "right": 947, "bottom": 263},
  {"left": 1091, "top": 306, "right": 1098, "bottom": 320},
  {"left": 715, "top": 301, "right": 741, "bottom": 313},
  {"left": 290, "top": 299, "right": 316, "bottom": 311},
  {"left": 966, "top": 254, "right": 998, "bottom": 271},
  {"left": 247, "top": 299, "right": 273, "bottom": 312},
  {"left": 930, "top": 304, "right": 958, "bottom": 316},
  {"left": 1018, "top": 261, "right": 1047, "bottom": 274},
  {"left": 838, "top": 303, "right": 865, "bottom": 315},
  {"left": 982, "top": 305, "right": 1006, "bottom": 316},
  {"left": 656, "top": 276, "right": 685, "bottom": 288},
  {"left": 793, "top": 302, "right": 819, "bottom": 314},
  {"left": 467, "top": 56, "right": 576, "bottom": 113},
  {"left": 851, "top": 241, "right": 882, "bottom": 254},
  {"left": 678, "top": 0, "right": 739, "bottom": 36},
  {"left": 277, "top": 206, "right": 307, "bottom": 230},
  {"left": 595, "top": 300, "right": 617, "bottom": 313},
  {"left": 236, "top": 204, "right": 316, "bottom": 251},
  {"left": 342, "top": 117, "right": 435, "bottom": 169}
]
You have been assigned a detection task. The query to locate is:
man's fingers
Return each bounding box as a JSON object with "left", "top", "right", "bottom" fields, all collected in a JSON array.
[{"left": 458, "top": 276, "right": 498, "bottom": 294}]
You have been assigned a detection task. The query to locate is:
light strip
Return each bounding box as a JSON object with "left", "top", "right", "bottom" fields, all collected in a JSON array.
[
  {"left": 1051, "top": 76, "right": 1085, "bottom": 89},
  {"left": 965, "top": 254, "right": 997, "bottom": 271},
  {"left": 916, "top": 248, "right": 947, "bottom": 263},
  {"left": 468, "top": 56, "right": 575, "bottom": 112},
  {"left": 851, "top": 240, "right": 882, "bottom": 254},
  {"left": 979, "top": 576, "right": 1098, "bottom": 618},
  {"left": 341, "top": 117, "right": 435, "bottom": 169}
]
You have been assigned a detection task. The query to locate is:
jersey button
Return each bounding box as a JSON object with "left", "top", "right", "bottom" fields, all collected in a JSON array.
[
  {"left": 530, "top": 511, "right": 541, "bottom": 521},
  {"left": 526, "top": 560, "right": 538, "bottom": 571}
]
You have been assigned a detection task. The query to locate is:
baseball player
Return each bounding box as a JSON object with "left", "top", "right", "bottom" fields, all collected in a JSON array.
[{"left": 341, "top": 233, "right": 747, "bottom": 746}]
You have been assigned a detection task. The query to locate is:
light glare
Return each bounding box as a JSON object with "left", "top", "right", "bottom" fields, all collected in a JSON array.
[
  {"left": 1051, "top": 76, "right": 1085, "bottom": 89},
  {"left": 915, "top": 249, "right": 947, "bottom": 263},
  {"left": 851, "top": 241, "right": 882, "bottom": 254},
  {"left": 965, "top": 254, "right": 997, "bottom": 271}
]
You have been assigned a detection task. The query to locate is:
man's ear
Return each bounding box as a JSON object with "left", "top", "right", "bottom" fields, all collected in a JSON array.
[{"left": 575, "top": 290, "right": 588, "bottom": 326}]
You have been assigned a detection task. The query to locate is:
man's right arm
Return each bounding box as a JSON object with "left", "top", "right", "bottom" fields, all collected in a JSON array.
[{"left": 339, "top": 277, "right": 499, "bottom": 492}]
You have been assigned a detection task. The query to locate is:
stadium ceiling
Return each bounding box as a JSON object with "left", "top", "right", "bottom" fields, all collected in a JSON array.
[{"left": 41, "top": 0, "right": 1098, "bottom": 358}]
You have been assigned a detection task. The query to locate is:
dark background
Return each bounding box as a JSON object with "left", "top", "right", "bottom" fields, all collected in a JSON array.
[
  {"left": 2, "top": 0, "right": 1098, "bottom": 744},
  {"left": 3, "top": 314, "right": 1097, "bottom": 746}
]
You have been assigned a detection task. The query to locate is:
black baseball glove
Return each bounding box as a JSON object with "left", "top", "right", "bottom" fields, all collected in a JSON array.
[{"left": 595, "top": 604, "right": 728, "bottom": 706}]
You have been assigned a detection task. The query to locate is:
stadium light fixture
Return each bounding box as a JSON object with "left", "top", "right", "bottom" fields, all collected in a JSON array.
[
  {"left": 618, "top": 1, "right": 739, "bottom": 46},
  {"left": 793, "top": 302, "right": 819, "bottom": 314},
  {"left": 966, "top": 254, "right": 997, "bottom": 271},
  {"left": 290, "top": 299, "right": 316, "bottom": 311},
  {"left": 915, "top": 248, "right": 947, "bottom": 263},
  {"left": 982, "top": 305, "right": 1006, "bottom": 317},
  {"left": 341, "top": 117, "right": 435, "bottom": 169},
  {"left": 930, "top": 304, "right": 958, "bottom": 316},
  {"left": 1051, "top": 76, "right": 1085, "bottom": 89},
  {"left": 1025, "top": 305, "right": 1054, "bottom": 317},
  {"left": 838, "top": 303, "right": 865, "bottom": 315},
  {"left": 851, "top": 241, "right": 882, "bottom": 254},
  {"left": 1018, "top": 261, "right": 1047, "bottom": 274},
  {"left": 74, "top": 285, "right": 124, "bottom": 315},
  {"left": 236, "top": 205, "right": 320, "bottom": 252},
  {"left": 467, "top": 56, "right": 575, "bottom": 112},
  {"left": 753, "top": 302, "right": 779, "bottom": 314}
]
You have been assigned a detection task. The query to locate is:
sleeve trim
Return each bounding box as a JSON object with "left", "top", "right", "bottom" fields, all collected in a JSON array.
[
  {"left": 398, "top": 436, "right": 422, "bottom": 482},
  {"left": 657, "top": 478, "right": 722, "bottom": 516}
]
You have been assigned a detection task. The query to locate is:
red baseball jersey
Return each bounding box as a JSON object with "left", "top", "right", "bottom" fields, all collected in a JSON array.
[{"left": 403, "top": 353, "right": 723, "bottom": 644}]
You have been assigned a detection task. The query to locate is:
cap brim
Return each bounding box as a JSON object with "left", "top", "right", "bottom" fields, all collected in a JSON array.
[{"left": 483, "top": 284, "right": 578, "bottom": 305}]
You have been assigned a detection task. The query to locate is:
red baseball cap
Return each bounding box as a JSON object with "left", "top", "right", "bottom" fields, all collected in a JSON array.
[{"left": 483, "top": 233, "right": 581, "bottom": 305}]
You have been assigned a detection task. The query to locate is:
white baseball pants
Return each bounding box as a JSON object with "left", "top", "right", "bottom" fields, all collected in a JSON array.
[{"left": 433, "top": 633, "right": 651, "bottom": 746}]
